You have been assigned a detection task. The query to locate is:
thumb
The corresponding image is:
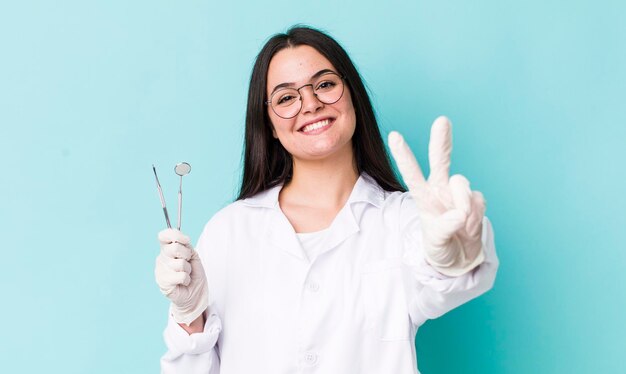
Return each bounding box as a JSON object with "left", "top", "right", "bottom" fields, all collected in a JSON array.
[{"left": 188, "top": 251, "right": 207, "bottom": 279}]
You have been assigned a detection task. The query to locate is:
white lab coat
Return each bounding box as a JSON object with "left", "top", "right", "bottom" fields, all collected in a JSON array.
[{"left": 161, "top": 173, "right": 499, "bottom": 374}]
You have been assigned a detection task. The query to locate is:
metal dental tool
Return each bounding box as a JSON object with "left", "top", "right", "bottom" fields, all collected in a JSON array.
[
  {"left": 152, "top": 164, "right": 172, "bottom": 229},
  {"left": 174, "top": 162, "right": 191, "bottom": 231}
]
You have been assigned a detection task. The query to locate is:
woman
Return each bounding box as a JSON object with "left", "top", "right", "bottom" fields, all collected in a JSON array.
[{"left": 155, "top": 26, "right": 498, "bottom": 374}]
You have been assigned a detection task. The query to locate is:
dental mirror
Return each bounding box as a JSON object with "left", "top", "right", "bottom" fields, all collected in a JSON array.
[
  {"left": 174, "top": 162, "right": 191, "bottom": 230},
  {"left": 175, "top": 162, "right": 191, "bottom": 176}
]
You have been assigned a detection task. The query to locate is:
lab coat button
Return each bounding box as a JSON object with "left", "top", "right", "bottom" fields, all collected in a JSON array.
[
  {"left": 308, "top": 282, "right": 320, "bottom": 292},
  {"left": 303, "top": 352, "right": 318, "bottom": 366}
]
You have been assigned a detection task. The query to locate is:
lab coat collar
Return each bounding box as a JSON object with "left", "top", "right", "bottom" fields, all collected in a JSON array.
[
  {"left": 240, "top": 173, "right": 385, "bottom": 209},
  {"left": 242, "top": 173, "right": 385, "bottom": 262}
]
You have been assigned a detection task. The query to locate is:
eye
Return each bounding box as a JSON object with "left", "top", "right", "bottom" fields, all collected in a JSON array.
[
  {"left": 275, "top": 92, "right": 298, "bottom": 106},
  {"left": 316, "top": 80, "right": 337, "bottom": 91}
]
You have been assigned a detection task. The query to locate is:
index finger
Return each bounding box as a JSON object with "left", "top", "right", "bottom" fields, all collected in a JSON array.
[
  {"left": 428, "top": 116, "right": 452, "bottom": 187},
  {"left": 388, "top": 131, "right": 427, "bottom": 192},
  {"left": 158, "top": 228, "right": 191, "bottom": 246}
]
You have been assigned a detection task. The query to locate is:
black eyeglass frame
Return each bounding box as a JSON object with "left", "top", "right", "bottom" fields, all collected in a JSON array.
[{"left": 264, "top": 72, "right": 346, "bottom": 119}]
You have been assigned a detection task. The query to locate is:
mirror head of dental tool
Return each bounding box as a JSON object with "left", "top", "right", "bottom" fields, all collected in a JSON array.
[{"left": 175, "top": 162, "right": 191, "bottom": 176}]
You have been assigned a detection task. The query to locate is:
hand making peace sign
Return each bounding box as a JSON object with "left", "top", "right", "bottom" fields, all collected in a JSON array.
[{"left": 388, "top": 116, "right": 486, "bottom": 276}]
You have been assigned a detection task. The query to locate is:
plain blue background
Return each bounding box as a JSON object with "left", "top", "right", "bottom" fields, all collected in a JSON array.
[{"left": 1, "top": 1, "right": 624, "bottom": 373}]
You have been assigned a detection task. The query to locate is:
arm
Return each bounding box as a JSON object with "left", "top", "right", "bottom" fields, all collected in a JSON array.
[
  {"left": 388, "top": 116, "right": 499, "bottom": 324},
  {"left": 156, "top": 228, "right": 222, "bottom": 373},
  {"left": 402, "top": 210, "right": 499, "bottom": 326}
]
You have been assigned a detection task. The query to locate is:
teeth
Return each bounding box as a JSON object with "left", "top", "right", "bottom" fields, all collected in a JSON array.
[{"left": 301, "top": 119, "right": 330, "bottom": 133}]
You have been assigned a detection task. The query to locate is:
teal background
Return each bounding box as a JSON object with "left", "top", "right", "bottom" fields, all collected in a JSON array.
[{"left": 1, "top": 0, "right": 624, "bottom": 373}]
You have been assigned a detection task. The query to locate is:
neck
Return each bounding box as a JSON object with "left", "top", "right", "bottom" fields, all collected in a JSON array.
[{"left": 281, "top": 146, "right": 359, "bottom": 209}]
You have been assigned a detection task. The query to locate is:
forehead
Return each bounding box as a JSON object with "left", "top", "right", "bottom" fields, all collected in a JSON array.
[{"left": 267, "top": 45, "right": 337, "bottom": 89}]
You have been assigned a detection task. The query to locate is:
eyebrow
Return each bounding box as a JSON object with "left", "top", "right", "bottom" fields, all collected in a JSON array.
[{"left": 270, "top": 69, "right": 337, "bottom": 95}]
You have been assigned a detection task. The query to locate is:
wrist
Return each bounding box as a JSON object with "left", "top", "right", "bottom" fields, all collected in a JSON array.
[{"left": 178, "top": 311, "right": 206, "bottom": 335}]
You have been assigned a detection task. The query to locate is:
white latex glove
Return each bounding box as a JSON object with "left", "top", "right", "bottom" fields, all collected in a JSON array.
[
  {"left": 155, "top": 229, "right": 209, "bottom": 325},
  {"left": 388, "top": 116, "right": 486, "bottom": 276}
]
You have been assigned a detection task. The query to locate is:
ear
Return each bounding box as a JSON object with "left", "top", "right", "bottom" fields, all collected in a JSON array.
[{"left": 271, "top": 124, "right": 278, "bottom": 138}]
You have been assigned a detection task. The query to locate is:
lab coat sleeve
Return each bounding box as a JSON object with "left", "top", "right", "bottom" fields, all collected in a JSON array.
[
  {"left": 161, "top": 306, "right": 222, "bottom": 373},
  {"left": 399, "top": 195, "right": 499, "bottom": 327}
]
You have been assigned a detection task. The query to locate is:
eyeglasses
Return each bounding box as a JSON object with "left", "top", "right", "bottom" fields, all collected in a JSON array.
[{"left": 265, "top": 72, "right": 345, "bottom": 119}]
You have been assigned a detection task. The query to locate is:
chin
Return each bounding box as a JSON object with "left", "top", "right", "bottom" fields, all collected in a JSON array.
[{"left": 295, "top": 141, "right": 353, "bottom": 162}]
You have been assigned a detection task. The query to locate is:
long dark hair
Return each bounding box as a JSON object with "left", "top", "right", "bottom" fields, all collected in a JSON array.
[{"left": 237, "top": 25, "right": 405, "bottom": 200}]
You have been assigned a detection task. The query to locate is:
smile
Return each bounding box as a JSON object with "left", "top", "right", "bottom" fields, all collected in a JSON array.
[{"left": 299, "top": 118, "right": 333, "bottom": 134}]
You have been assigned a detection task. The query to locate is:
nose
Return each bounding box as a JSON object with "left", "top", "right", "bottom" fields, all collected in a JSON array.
[{"left": 299, "top": 85, "right": 323, "bottom": 114}]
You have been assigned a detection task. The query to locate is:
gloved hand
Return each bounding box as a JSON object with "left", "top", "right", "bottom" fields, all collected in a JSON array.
[
  {"left": 155, "top": 229, "right": 209, "bottom": 325},
  {"left": 388, "top": 116, "right": 485, "bottom": 276}
]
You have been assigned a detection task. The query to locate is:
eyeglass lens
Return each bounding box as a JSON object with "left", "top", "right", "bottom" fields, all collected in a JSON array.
[{"left": 269, "top": 73, "right": 344, "bottom": 119}]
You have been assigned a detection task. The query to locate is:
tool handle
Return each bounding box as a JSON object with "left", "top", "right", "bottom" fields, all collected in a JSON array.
[
  {"left": 163, "top": 207, "right": 172, "bottom": 229},
  {"left": 177, "top": 191, "right": 182, "bottom": 230}
]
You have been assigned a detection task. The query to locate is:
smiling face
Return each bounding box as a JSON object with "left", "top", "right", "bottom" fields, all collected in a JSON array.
[{"left": 266, "top": 45, "right": 357, "bottom": 163}]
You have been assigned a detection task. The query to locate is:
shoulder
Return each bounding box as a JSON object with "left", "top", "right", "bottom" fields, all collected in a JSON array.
[
  {"left": 378, "top": 190, "right": 420, "bottom": 229},
  {"left": 353, "top": 174, "right": 419, "bottom": 229},
  {"left": 201, "top": 199, "right": 259, "bottom": 233},
  {"left": 201, "top": 185, "right": 281, "bottom": 234},
  {"left": 195, "top": 200, "right": 259, "bottom": 260}
]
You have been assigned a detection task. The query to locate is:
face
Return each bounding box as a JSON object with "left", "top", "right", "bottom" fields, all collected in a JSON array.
[{"left": 266, "top": 45, "right": 356, "bottom": 162}]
